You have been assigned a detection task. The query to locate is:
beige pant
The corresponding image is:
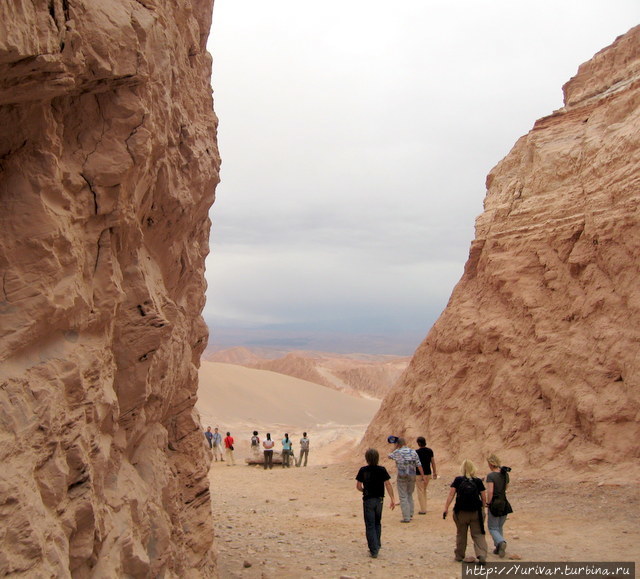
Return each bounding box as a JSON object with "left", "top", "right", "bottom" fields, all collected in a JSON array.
[
  {"left": 225, "top": 448, "right": 235, "bottom": 465},
  {"left": 415, "top": 476, "right": 430, "bottom": 512},
  {"left": 453, "top": 510, "right": 488, "bottom": 562}
]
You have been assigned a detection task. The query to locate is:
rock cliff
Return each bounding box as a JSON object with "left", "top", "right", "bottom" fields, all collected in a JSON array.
[
  {"left": 0, "top": 1, "right": 219, "bottom": 576},
  {"left": 364, "top": 26, "right": 640, "bottom": 479}
]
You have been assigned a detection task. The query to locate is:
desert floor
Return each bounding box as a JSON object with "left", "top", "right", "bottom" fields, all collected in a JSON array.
[{"left": 208, "top": 450, "right": 640, "bottom": 579}]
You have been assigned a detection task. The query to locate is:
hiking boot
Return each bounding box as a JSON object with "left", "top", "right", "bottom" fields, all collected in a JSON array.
[{"left": 498, "top": 541, "right": 507, "bottom": 558}]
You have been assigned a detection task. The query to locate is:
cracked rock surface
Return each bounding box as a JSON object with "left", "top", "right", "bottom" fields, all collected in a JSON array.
[
  {"left": 0, "top": 0, "right": 219, "bottom": 576},
  {"left": 364, "top": 26, "right": 640, "bottom": 479}
]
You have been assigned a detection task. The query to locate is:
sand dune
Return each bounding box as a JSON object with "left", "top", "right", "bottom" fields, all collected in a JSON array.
[
  {"left": 204, "top": 346, "right": 409, "bottom": 398},
  {"left": 197, "top": 362, "right": 381, "bottom": 463}
]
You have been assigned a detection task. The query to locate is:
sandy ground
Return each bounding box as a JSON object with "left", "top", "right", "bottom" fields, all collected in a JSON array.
[
  {"left": 208, "top": 449, "right": 640, "bottom": 579},
  {"left": 198, "top": 362, "right": 639, "bottom": 577}
]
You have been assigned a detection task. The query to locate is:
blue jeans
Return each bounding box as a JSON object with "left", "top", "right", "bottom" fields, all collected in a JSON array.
[
  {"left": 487, "top": 512, "right": 507, "bottom": 546},
  {"left": 363, "top": 497, "right": 383, "bottom": 554}
]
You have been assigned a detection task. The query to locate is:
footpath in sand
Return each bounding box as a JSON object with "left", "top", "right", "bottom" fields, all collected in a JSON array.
[{"left": 209, "top": 455, "right": 640, "bottom": 579}]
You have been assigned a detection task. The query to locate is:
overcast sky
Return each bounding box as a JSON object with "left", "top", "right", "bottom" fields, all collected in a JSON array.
[{"left": 204, "top": 1, "right": 639, "bottom": 355}]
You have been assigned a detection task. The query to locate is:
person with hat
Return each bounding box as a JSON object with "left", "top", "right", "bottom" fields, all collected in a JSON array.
[{"left": 388, "top": 436, "right": 426, "bottom": 523}]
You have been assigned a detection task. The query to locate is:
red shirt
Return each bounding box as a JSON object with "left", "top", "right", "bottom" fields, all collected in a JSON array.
[{"left": 224, "top": 436, "right": 234, "bottom": 449}]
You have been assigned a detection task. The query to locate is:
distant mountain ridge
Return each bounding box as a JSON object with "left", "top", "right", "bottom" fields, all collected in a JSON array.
[{"left": 203, "top": 347, "right": 410, "bottom": 399}]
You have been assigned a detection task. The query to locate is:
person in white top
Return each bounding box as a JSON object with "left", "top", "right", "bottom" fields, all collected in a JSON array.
[{"left": 262, "top": 433, "right": 275, "bottom": 470}]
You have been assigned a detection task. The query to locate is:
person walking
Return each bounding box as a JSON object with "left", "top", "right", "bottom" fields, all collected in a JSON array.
[
  {"left": 443, "top": 459, "right": 488, "bottom": 564},
  {"left": 415, "top": 436, "right": 437, "bottom": 514},
  {"left": 262, "top": 433, "right": 275, "bottom": 469},
  {"left": 281, "top": 433, "right": 293, "bottom": 467},
  {"left": 486, "top": 454, "right": 513, "bottom": 558},
  {"left": 298, "top": 432, "right": 310, "bottom": 467},
  {"left": 355, "top": 448, "right": 396, "bottom": 558},
  {"left": 388, "top": 436, "right": 426, "bottom": 522},
  {"left": 223, "top": 431, "right": 235, "bottom": 465},
  {"left": 211, "top": 427, "right": 223, "bottom": 462}
]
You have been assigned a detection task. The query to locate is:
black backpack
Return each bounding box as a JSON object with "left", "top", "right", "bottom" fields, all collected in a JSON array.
[{"left": 456, "top": 477, "right": 481, "bottom": 511}]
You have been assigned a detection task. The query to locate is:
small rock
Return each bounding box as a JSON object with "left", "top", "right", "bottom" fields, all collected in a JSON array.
[
  {"left": 512, "top": 534, "right": 520, "bottom": 539},
  {"left": 243, "top": 560, "right": 252, "bottom": 568},
  {"left": 305, "top": 566, "right": 312, "bottom": 571},
  {"left": 509, "top": 554, "right": 522, "bottom": 560},
  {"left": 289, "top": 497, "right": 297, "bottom": 501}
]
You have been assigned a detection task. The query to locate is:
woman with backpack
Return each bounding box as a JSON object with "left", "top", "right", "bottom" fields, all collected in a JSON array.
[
  {"left": 250, "top": 431, "right": 261, "bottom": 457},
  {"left": 442, "top": 459, "right": 488, "bottom": 564},
  {"left": 486, "top": 454, "right": 513, "bottom": 558}
]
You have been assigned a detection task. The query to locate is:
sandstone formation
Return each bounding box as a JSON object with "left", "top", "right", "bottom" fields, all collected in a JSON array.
[
  {"left": 0, "top": 1, "right": 219, "bottom": 576},
  {"left": 364, "top": 26, "right": 640, "bottom": 479}
]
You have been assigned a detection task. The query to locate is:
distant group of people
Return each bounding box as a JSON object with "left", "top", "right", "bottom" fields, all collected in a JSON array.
[
  {"left": 257, "top": 431, "right": 310, "bottom": 469},
  {"left": 204, "top": 426, "right": 235, "bottom": 464},
  {"left": 356, "top": 437, "right": 512, "bottom": 564},
  {"left": 204, "top": 427, "right": 310, "bottom": 469}
]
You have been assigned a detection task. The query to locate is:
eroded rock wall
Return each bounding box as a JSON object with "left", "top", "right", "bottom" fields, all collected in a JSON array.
[
  {"left": 0, "top": 0, "right": 219, "bottom": 575},
  {"left": 364, "top": 26, "right": 640, "bottom": 479}
]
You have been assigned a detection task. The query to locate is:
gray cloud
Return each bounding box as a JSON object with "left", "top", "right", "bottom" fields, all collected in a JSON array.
[{"left": 204, "top": 0, "right": 640, "bottom": 354}]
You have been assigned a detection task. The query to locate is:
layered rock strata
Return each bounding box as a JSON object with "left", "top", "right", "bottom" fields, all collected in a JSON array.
[
  {"left": 364, "top": 26, "right": 640, "bottom": 478},
  {"left": 0, "top": 0, "right": 219, "bottom": 576}
]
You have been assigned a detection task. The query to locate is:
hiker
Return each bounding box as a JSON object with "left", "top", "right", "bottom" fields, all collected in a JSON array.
[
  {"left": 486, "top": 454, "right": 513, "bottom": 558},
  {"left": 224, "top": 431, "right": 235, "bottom": 465},
  {"left": 204, "top": 426, "right": 213, "bottom": 449},
  {"left": 250, "top": 431, "right": 261, "bottom": 456},
  {"left": 262, "top": 433, "right": 275, "bottom": 469},
  {"left": 298, "top": 432, "right": 310, "bottom": 467},
  {"left": 355, "top": 448, "right": 396, "bottom": 558},
  {"left": 443, "top": 459, "right": 488, "bottom": 564},
  {"left": 281, "top": 433, "right": 293, "bottom": 467},
  {"left": 387, "top": 436, "right": 426, "bottom": 522},
  {"left": 211, "top": 427, "right": 223, "bottom": 461},
  {"left": 415, "top": 436, "right": 437, "bottom": 514}
]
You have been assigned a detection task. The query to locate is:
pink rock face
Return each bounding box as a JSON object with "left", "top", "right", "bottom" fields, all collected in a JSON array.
[
  {"left": 364, "top": 26, "right": 640, "bottom": 479},
  {"left": 0, "top": 1, "right": 219, "bottom": 576}
]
